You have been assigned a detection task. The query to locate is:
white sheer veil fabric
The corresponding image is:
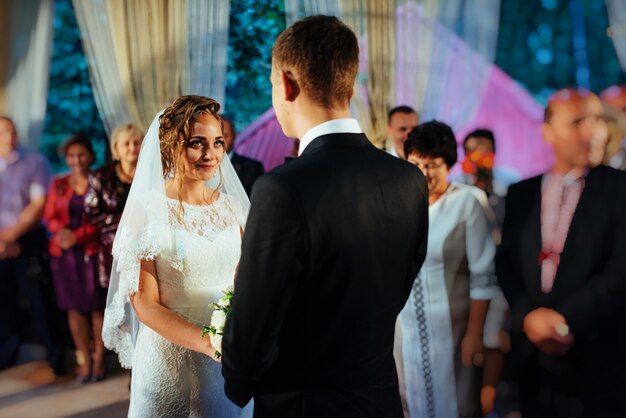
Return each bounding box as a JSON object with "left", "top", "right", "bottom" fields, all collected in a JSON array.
[{"left": 102, "top": 110, "right": 250, "bottom": 369}]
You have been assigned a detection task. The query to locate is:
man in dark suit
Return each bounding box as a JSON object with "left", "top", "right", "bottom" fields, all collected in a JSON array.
[
  {"left": 222, "top": 15, "right": 429, "bottom": 418},
  {"left": 221, "top": 116, "right": 265, "bottom": 196},
  {"left": 497, "top": 88, "right": 626, "bottom": 418}
]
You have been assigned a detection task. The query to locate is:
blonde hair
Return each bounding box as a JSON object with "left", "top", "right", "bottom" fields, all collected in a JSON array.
[
  {"left": 159, "top": 95, "right": 223, "bottom": 223},
  {"left": 110, "top": 123, "right": 143, "bottom": 160}
]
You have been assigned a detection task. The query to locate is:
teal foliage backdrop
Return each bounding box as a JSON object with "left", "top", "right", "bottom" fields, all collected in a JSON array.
[
  {"left": 43, "top": 0, "right": 108, "bottom": 172},
  {"left": 225, "top": 0, "right": 286, "bottom": 133},
  {"left": 496, "top": 0, "right": 626, "bottom": 104}
]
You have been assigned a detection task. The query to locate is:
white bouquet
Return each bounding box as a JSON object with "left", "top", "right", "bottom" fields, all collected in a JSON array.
[{"left": 202, "top": 286, "right": 233, "bottom": 359}]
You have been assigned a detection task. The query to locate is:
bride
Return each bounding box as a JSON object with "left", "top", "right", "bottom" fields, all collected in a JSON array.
[{"left": 102, "top": 95, "right": 253, "bottom": 417}]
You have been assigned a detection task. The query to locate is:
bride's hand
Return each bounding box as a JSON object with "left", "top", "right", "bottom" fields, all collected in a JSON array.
[{"left": 207, "top": 346, "right": 222, "bottom": 363}]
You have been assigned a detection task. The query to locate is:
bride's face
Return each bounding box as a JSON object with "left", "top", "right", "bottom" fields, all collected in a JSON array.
[{"left": 181, "top": 112, "right": 225, "bottom": 182}]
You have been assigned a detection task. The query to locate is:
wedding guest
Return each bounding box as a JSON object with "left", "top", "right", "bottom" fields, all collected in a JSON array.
[
  {"left": 497, "top": 88, "right": 626, "bottom": 417},
  {"left": 398, "top": 120, "right": 498, "bottom": 418},
  {"left": 85, "top": 123, "right": 142, "bottom": 288},
  {"left": 600, "top": 84, "right": 626, "bottom": 113},
  {"left": 599, "top": 87, "right": 626, "bottom": 170},
  {"left": 0, "top": 116, "right": 64, "bottom": 373},
  {"left": 459, "top": 128, "right": 518, "bottom": 414},
  {"left": 221, "top": 116, "right": 264, "bottom": 196},
  {"left": 43, "top": 134, "right": 105, "bottom": 382},
  {"left": 222, "top": 15, "right": 428, "bottom": 418},
  {"left": 386, "top": 105, "right": 419, "bottom": 159},
  {"left": 460, "top": 129, "right": 519, "bottom": 227}
]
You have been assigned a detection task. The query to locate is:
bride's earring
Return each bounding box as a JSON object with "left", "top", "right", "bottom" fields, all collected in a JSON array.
[{"left": 216, "top": 165, "right": 222, "bottom": 183}]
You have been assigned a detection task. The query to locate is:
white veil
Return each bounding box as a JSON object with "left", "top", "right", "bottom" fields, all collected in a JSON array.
[{"left": 102, "top": 109, "right": 250, "bottom": 369}]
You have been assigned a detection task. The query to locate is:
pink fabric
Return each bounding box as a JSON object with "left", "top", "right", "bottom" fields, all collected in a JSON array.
[
  {"left": 233, "top": 108, "right": 295, "bottom": 172},
  {"left": 539, "top": 172, "right": 585, "bottom": 293},
  {"left": 455, "top": 66, "right": 555, "bottom": 179},
  {"left": 393, "top": 2, "right": 554, "bottom": 180}
]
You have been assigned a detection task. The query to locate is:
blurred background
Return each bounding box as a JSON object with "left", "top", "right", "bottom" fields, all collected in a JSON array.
[{"left": 1, "top": 1, "right": 625, "bottom": 417}]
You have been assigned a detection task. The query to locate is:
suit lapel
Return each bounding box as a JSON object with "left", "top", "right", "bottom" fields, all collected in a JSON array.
[{"left": 521, "top": 177, "right": 543, "bottom": 299}]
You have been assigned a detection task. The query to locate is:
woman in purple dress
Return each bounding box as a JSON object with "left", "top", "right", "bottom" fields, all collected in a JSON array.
[
  {"left": 85, "top": 124, "right": 143, "bottom": 288},
  {"left": 43, "top": 135, "right": 104, "bottom": 382}
]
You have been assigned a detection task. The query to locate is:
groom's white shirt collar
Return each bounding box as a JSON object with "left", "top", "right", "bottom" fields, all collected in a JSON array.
[
  {"left": 298, "top": 118, "right": 362, "bottom": 156},
  {"left": 387, "top": 144, "right": 400, "bottom": 158}
]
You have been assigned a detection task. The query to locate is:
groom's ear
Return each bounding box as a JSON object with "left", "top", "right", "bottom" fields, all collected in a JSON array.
[{"left": 281, "top": 70, "right": 300, "bottom": 103}]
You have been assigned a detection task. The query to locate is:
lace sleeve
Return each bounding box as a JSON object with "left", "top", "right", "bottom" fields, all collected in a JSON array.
[{"left": 103, "top": 191, "right": 171, "bottom": 368}]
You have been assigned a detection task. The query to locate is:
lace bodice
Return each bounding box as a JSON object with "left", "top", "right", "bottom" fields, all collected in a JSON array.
[
  {"left": 154, "top": 194, "right": 244, "bottom": 323},
  {"left": 166, "top": 192, "right": 244, "bottom": 240}
]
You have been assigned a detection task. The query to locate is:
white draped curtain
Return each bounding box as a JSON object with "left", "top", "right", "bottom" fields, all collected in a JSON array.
[
  {"left": 72, "top": 0, "right": 230, "bottom": 134},
  {"left": 434, "top": 0, "right": 501, "bottom": 63},
  {"left": 396, "top": 2, "right": 493, "bottom": 129},
  {"left": 285, "top": 0, "right": 339, "bottom": 24},
  {"left": 186, "top": 0, "right": 230, "bottom": 107},
  {"left": 606, "top": 0, "right": 626, "bottom": 72},
  {"left": 1, "top": 0, "right": 54, "bottom": 150}
]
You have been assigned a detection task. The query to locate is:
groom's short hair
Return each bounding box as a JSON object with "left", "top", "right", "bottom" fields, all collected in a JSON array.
[{"left": 272, "top": 15, "right": 359, "bottom": 110}]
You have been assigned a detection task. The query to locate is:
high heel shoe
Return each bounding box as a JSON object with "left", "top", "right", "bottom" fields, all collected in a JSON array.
[
  {"left": 75, "top": 374, "right": 91, "bottom": 384},
  {"left": 91, "top": 364, "right": 107, "bottom": 382},
  {"left": 90, "top": 372, "right": 106, "bottom": 382}
]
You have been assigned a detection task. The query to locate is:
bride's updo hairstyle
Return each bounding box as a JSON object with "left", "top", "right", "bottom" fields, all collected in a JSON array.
[{"left": 158, "top": 95, "right": 223, "bottom": 220}]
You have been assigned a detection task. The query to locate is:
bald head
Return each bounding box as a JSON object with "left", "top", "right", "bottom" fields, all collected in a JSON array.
[
  {"left": 542, "top": 88, "right": 607, "bottom": 170},
  {"left": 544, "top": 88, "right": 593, "bottom": 123}
]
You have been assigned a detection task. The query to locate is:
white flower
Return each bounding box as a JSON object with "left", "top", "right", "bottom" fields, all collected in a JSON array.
[
  {"left": 211, "top": 309, "right": 227, "bottom": 331},
  {"left": 211, "top": 334, "right": 223, "bottom": 353}
]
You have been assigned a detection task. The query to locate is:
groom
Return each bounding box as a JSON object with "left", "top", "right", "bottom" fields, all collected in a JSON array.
[{"left": 222, "top": 15, "right": 429, "bottom": 418}]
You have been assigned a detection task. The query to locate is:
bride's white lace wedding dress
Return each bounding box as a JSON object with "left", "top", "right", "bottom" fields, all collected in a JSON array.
[{"left": 127, "top": 194, "right": 253, "bottom": 417}]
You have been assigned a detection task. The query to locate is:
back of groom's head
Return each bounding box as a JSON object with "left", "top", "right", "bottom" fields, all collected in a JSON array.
[{"left": 272, "top": 15, "right": 359, "bottom": 110}]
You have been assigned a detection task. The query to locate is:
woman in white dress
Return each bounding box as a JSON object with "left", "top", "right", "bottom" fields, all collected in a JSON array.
[
  {"left": 397, "top": 121, "right": 498, "bottom": 418},
  {"left": 102, "top": 95, "right": 253, "bottom": 417}
]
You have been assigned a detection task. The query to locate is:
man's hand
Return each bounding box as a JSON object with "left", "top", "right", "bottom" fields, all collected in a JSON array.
[
  {"left": 461, "top": 330, "right": 484, "bottom": 367},
  {"left": 523, "top": 307, "right": 574, "bottom": 355}
]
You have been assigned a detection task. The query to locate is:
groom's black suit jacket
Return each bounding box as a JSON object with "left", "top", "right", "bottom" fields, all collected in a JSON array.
[
  {"left": 497, "top": 165, "right": 626, "bottom": 417},
  {"left": 222, "top": 133, "right": 428, "bottom": 418}
]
